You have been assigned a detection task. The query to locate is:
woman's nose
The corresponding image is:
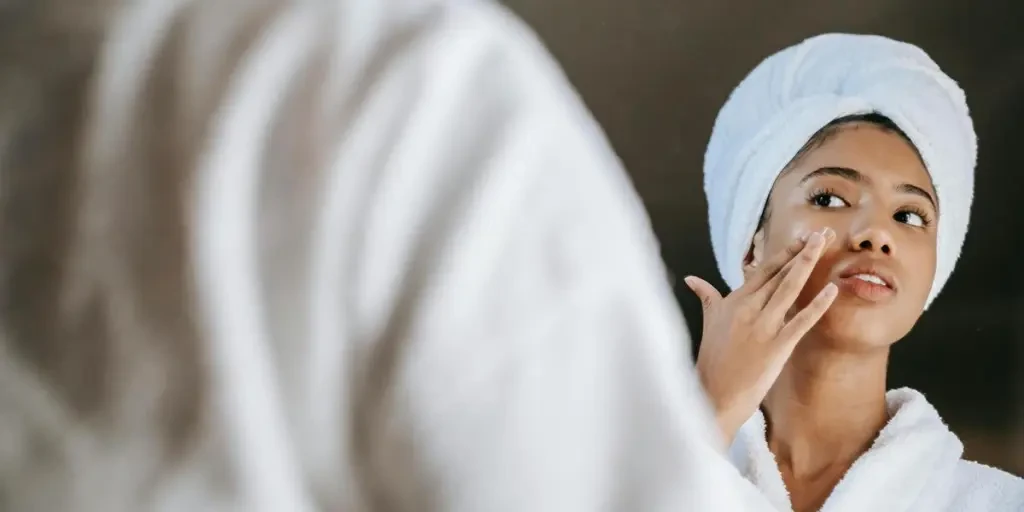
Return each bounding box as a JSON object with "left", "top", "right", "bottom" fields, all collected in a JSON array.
[{"left": 848, "top": 214, "right": 896, "bottom": 256}]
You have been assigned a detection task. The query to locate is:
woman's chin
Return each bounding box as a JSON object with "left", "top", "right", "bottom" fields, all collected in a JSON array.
[{"left": 808, "top": 300, "right": 916, "bottom": 350}]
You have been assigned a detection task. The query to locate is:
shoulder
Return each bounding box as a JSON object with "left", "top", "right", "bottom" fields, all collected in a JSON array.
[{"left": 947, "top": 459, "right": 1024, "bottom": 510}]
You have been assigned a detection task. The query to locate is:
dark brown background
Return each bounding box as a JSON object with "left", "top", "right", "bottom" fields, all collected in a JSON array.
[{"left": 504, "top": 0, "right": 1024, "bottom": 474}]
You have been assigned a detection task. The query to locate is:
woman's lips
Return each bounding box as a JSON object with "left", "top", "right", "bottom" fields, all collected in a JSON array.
[{"left": 836, "top": 273, "right": 896, "bottom": 302}]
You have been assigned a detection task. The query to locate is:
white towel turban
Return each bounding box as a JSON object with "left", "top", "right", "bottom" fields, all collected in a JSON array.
[{"left": 703, "top": 33, "right": 976, "bottom": 308}]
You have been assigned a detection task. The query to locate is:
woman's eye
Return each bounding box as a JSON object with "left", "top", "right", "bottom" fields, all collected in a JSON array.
[
  {"left": 811, "top": 194, "right": 847, "bottom": 208},
  {"left": 894, "top": 210, "right": 925, "bottom": 227}
]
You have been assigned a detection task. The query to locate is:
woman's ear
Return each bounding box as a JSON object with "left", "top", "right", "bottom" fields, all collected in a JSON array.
[{"left": 743, "top": 228, "right": 766, "bottom": 278}]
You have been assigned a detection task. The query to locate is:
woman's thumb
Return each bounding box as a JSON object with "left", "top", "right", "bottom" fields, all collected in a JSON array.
[{"left": 684, "top": 276, "right": 721, "bottom": 312}]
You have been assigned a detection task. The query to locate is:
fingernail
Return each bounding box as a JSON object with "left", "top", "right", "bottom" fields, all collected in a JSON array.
[
  {"left": 683, "top": 276, "right": 696, "bottom": 288},
  {"left": 821, "top": 227, "right": 835, "bottom": 241},
  {"left": 823, "top": 282, "right": 838, "bottom": 298},
  {"left": 808, "top": 231, "right": 824, "bottom": 247}
]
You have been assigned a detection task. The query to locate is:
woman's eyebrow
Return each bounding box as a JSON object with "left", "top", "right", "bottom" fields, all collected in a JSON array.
[
  {"left": 895, "top": 183, "right": 938, "bottom": 211},
  {"left": 799, "top": 166, "right": 864, "bottom": 184}
]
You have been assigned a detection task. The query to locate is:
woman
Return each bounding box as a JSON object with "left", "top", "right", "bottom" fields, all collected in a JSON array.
[{"left": 686, "top": 34, "right": 1024, "bottom": 511}]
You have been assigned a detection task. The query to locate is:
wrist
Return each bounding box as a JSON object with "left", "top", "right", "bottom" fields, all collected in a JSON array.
[
  {"left": 695, "top": 365, "right": 749, "bottom": 447},
  {"left": 714, "top": 407, "right": 745, "bottom": 447},
  {"left": 705, "top": 387, "right": 746, "bottom": 447}
]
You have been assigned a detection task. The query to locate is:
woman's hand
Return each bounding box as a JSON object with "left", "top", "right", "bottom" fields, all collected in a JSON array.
[{"left": 684, "top": 228, "right": 838, "bottom": 446}]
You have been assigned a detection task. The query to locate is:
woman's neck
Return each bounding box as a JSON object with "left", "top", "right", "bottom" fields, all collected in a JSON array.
[{"left": 762, "top": 339, "right": 890, "bottom": 479}]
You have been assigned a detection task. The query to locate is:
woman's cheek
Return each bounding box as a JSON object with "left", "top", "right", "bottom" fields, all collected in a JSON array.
[{"left": 776, "top": 222, "right": 825, "bottom": 252}]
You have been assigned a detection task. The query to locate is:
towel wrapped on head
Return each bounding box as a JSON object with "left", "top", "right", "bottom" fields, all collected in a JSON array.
[{"left": 703, "top": 33, "right": 976, "bottom": 308}]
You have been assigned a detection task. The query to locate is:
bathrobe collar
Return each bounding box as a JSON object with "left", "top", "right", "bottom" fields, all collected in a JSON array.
[{"left": 728, "top": 387, "right": 963, "bottom": 512}]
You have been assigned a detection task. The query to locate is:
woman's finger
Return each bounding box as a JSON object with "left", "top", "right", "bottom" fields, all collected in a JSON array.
[
  {"left": 739, "top": 235, "right": 808, "bottom": 293},
  {"left": 760, "top": 229, "right": 833, "bottom": 316},
  {"left": 748, "top": 228, "right": 832, "bottom": 307},
  {"left": 684, "top": 276, "right": 723, "bottom": 313},
  {"left": 776, "top": 282, "right": 839, "bottom": 346},
  {"left": 748, "top": 253, "right": 797, "bottom": 307}
]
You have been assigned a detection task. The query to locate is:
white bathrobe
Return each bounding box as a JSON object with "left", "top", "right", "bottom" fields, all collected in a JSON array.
[{"left": 729, "top": 388, "right": 1024, "bottom": 511}]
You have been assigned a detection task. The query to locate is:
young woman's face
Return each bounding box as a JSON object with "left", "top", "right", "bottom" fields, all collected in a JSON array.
[{"left": 750, "top": 122, "right": 938, "bottom": 349}]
